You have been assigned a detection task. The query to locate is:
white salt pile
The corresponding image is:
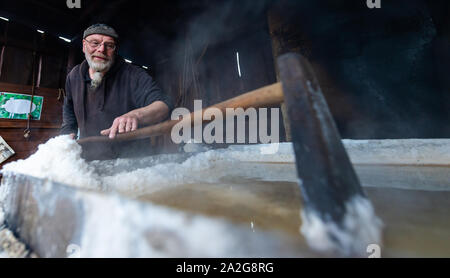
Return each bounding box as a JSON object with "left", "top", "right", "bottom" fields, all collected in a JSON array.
[
  {"left": 2, "top": 135, "right": 102, "bottom": 190},
  {"left": 2, "top": 135, "right": 449, "bottom": 257},
  {"left": 101, "top": 150, "right": 235, "bottom": 197},
  {"left": 3, "top": 136, "right": 449, "bottom": 195},
  {"left": 300, "top": 196, "right": 383, "bottom": 256},
  {"left": 1, "top": 135, "right": 237, "bottom": 196}
]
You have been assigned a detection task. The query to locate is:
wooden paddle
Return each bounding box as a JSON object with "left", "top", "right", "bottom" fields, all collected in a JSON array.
[{"left": 77, "top": 82, "right": 284, "bottom": 145}]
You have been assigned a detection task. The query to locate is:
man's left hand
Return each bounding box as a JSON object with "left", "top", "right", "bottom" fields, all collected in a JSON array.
[{"left": 100, "top": 113, "right": 138, "bottom": 139}]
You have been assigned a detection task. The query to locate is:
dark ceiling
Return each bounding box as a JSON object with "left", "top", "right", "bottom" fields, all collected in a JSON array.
[
  {"left": 1, "top": 0, "right": 450, "bottom": 138},
  {"left": 0, "top": 0, "right": 274, "bottom": 66},
  {"left": 0, "top": 0, "right": 201, "bottom": 39}
]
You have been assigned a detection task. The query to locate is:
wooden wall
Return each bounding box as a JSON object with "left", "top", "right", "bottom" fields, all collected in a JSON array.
[
  {"left": 0, "top": 18, "right": 69, "bottom": 178},
  {"left": 0, "top": 82, "right": 63, "bottom": 172},
  {"left": 154, "top": 28, "right": 283, "bottom": 152},
  {"left": 266, "top": 0, "right": 450, "bottom": 139}
]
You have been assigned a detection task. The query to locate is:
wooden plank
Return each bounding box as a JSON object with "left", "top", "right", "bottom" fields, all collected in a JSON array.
[
  {"left": 0, "top": 120, "right": 61, "bottom": 129},
  {"left": 0, "top": 128, "right": 60, "bottom": 142},
  {"left": 0, "top": 82, "right": 63, "bottom": 170},
  {"left": 5, "top": 140, "right": 41, "bottom": 153},
  {"left": 43, "top": 103, "right": 63, "bottom": 112},
  {"left": 0, "top": 82, "right": 63, "bottom": 129},
  {"left": 0, "top": 82, "right": 63, "bottom": 98},
  {"left": 0, "top": 129, "right": 58, "bottom": 158}
]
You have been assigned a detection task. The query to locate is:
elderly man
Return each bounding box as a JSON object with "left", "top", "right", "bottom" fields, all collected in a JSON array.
[{"left": 61, "top": 24, "right": 173, "bottom": 160}]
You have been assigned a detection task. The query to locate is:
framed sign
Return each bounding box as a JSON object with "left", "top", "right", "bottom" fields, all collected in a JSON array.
[
  {"left": 0, "top": 135, "right": 15, "bottom": 164},
  {"left": 0, "top": 92, "right": 44, "bottom": 120}
]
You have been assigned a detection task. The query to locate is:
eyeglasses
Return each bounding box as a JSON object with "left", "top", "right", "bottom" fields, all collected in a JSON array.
[{"left": 84, "top": 39, "right": 116, "bottom": 51}]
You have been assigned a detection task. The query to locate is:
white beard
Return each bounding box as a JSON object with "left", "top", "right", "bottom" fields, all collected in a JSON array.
[
  {"left": 85, "top": 53, "right": 115, "bottom": 89},
  {"left": 90, "top": 71, "right": 104, "bottom": 89}
]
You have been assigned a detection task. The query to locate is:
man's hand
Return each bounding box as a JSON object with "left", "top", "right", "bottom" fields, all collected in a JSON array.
[
  {"left": 100, "top": 101, "right": 169, "bottom": 139},
  {"left": 100, "top": 113, "right": 138, "bottom": 139},
  {"left": 69, "top": 133, "right": 76, "bottom": 140}
]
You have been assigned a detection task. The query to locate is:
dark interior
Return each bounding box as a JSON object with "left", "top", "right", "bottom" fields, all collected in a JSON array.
[{"left": 0, "top": 0, "right": 449, "bottom": 141}]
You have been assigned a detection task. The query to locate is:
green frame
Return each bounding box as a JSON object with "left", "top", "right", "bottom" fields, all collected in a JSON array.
[{"left": 0, "top": 92, "right": 44, "bottom": 120}]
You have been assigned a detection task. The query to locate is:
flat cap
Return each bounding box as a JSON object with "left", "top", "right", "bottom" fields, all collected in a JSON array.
[{"left": 83, "top": 23, "right": 119, "bottom": 40}]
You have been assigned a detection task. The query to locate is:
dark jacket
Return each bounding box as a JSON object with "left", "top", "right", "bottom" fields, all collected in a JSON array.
[{"left": 61, "top": 56, "right": 173, "bottom": 160}]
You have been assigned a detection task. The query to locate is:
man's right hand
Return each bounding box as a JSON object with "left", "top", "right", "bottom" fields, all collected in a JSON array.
[
  {"left": 69, "top": 133, "right": 76, "bottom": 140},
  {"left": 100, "top": 112, "right": 139, "bottom": 139}
]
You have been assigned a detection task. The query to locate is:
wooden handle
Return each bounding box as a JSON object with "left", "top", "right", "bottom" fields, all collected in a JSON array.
[{"left": 77, "top": 82, "right": 284, "bottom": 145}]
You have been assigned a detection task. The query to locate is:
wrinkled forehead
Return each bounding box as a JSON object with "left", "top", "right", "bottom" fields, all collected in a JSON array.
[{"left": 84, "top": 34, "right": 116, "bottom": 43}]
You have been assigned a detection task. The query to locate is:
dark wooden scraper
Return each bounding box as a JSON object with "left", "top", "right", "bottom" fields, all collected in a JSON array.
[{"left": 278, "top": 53, "right": 382, "bottom": 256}]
